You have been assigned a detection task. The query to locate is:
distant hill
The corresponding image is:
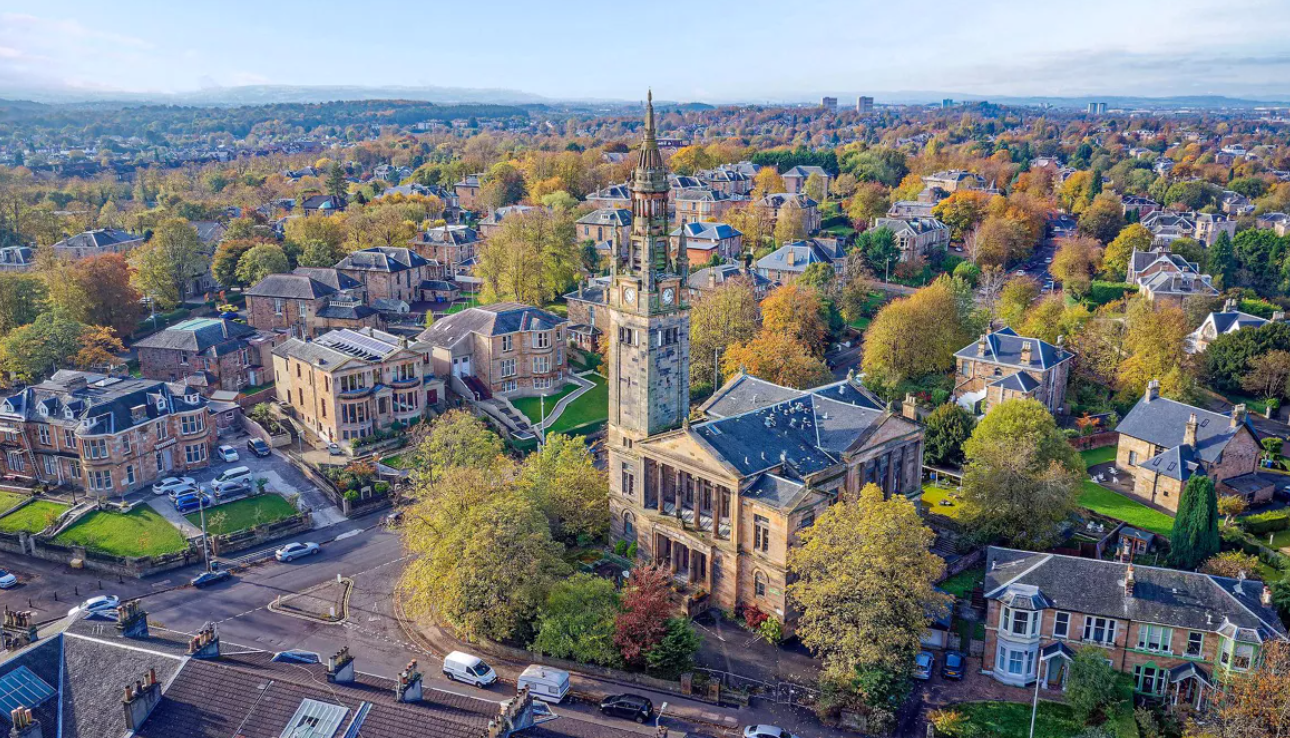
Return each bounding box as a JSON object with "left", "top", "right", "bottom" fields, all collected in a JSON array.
[{"left": 0, "top": 83, "right": 551, "bottom": 106}]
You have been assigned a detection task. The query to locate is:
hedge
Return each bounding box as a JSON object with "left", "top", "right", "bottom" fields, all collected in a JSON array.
[{"left": 1241, "top": 510, "right": 1290, "bottom": 535}]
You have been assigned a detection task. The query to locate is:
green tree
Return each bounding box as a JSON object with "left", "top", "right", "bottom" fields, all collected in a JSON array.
[
  {"left": 803, "top": 172, "right": 829, "bottom": 203},
  {"left": 476, "top": 208, "right": 579, "bottom": 306},
  {"left": 0, "top": 273, "right": 48, "bottom": 335},
  {"left": 1207, "top": 231, "right": 1236, "bottom": 288},
  {"left": 297, "top": 238, "right": 346, "bottom": 268},
  {"left": 234, "top": 243, "right": 291, "bottom": 286},
  {"left": 1066, "top": 646, "right": 1124, "bottom": 724},
  {"left": 1076, "top": 194, "right": 1126, "bottom": 244},
  {"left": 531, "top": 573, "right": 621, "bottom": 666},
  {"left": 1204, "top": 322, "right": 1290, "bottom": 394},
  {"left": 130, "top": 218, "right": 206, "bottom": 308},
  {"left": 411, "top": 409, "right": 504, "bottom": 482},
  {"left": 1170, "top": 475, "right": 1220, "bottom": 570},
  {"left": 1100, "top": 224, "right": 1152, "bottom": 281},
  {"left": 960, "top": 398, "right": 1085, "bottom": 547},
  {"left": 0, "top": 311, "right": 87, "bottom": 382},
  {"left": 856, "top": 227, "right": 900, "bottom": 276},
  {"left": 689, "top": 277, "right": 761, "bottom": 391},
  {"left": 923, "top": 403, "right": 976, "bottom": 467},
  {"left": 210, "top": 239, "right": 259, "bottom": 288},
  {"left": 788, "top": 483, "right": 950, "bottom": 692},
  {"left": 644, "top": 619, "right": 702, "bottom": 679},
  {"left": 518, "top": 433, "right": 609, "bottom": 541},
  {"left": 326, "top": 163, "right": 347, "bottom": 198},
  {"left": 863, "top": 276, "right": 977, "bottom": 386}
]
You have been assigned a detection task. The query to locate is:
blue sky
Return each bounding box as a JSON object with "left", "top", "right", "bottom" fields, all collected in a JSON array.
[{"left": 3, "top": 0, "right": 1290, "bottom": 101}]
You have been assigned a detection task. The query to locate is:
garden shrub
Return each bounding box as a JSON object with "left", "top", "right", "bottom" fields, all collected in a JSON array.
[{"left": 1242, "top": 510, "right": 1290, "bottom": 535}]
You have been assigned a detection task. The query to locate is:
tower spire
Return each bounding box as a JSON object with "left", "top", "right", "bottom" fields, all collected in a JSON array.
[
  {"left": 645, "top": 89, "right": 655, "bottom": 139},
  {"left": 635, "top": 89, "right": 664, "bottom": 174}
]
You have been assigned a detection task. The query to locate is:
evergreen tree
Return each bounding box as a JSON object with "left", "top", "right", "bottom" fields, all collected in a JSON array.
[
  {"left": 326, "top": 163, "right": 347, "bottom": 198},
  {"left": 1171, "top": 475, "right": 1220, "bottom": 570},
  {"left": 1207, "top": 231, "right": 1236, "bottom": 289}
]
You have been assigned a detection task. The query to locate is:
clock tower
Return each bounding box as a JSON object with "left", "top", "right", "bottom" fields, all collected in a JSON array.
[{"left": 606, "top": 91, "right": 690, "bottom": 498}]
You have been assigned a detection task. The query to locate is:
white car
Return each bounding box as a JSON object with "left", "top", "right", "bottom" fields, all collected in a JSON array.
[
  {"left": 68, "top": 594, "right": 120, "bottom": 617},
  {"left": 216, "top": 445, "right": 240, "bottom": 463},
  {"left": 0, "top": 569, "right": 16, "bottom": 589},
  {"left": 275, "top": 542, "right": 321, "bottom": 562},
  {"left": 745, "top": 726, "right": 798, "bottom": 738},
  {"left": 152, "top": 476, "right": 196, "bottom": 496}
]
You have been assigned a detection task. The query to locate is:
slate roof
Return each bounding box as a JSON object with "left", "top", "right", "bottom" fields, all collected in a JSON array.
[
  {"left": 1140, "top": 442, "right": 1201, "bottom": 481},
  {"left": 954, "top": 328, "right": 1073, "bottom": 371},
  {"left": 687, "top": 265, "right": 771, "bottom": 292},
  {"left": 1117, "top": 395, "right": 1245, "bottom": 467},
  {"left": 783, "top": 165, "right": 828, "bottom": 179},
  {"left": 576, "top": 209, "right": 632, "bottom": 227},
  {"left": 316, "top": 302, "right": 377, "bottom": 320},
  {"left": 887, "top": 200, "right": 937, "bottom": 219},
  {"left": 755, "top": 243, "right": 831, "bottom": 274},
  {"left": 1128, "top": 248, "right": 1200, "bottom": 278},
  {"left": 301, "top": 194, "right": 347, "bottom": 212},
  {"left": 674, "top": 188, "right": 733, "bottom": 203},
  {"left": 1206, "top": 311, "right": 1268, "bottom": 336},
  {"left": 1140, "top": 271, "right": 1218, "bottom": 297},
  {"left": 0, "top": 246, "right": 34, "bottom": 265},
  {"left": 988, "top": 372, "right": 1040, "bottom": 393},
  {"left": 274, "top": 328, "right": 408, "bottom": 367},
  {"left": 671, "top": 222, "right": 741, "bottom": 241},
  {"left": 985, "top": 547, "right": 1286, "bottom": 641},
  {"left": 742, "top": 472, "right": 822, "bottom": 511},
  {"left": 52, "top": 228, "right": 142, "bottom": 252},
  {"left": 335, "top": 246, "right": 429, "bottom": 273},
  {"left": 586, "top": 184, "right": 631, "bottom": 202},
  {"left": 246, "top": 268, "right": 359, "bottom": 299},
  {"left": 757, "top": 192, "right": 817, "bottom": 209},
  {"left": 479, "top": 205, "right": 538, "bottom": 226},
  {"left": 418, "top": 225, "right": 481, "bottom": 246},
  {"left": 873, "top": 216, "right": 949, "bottom": 237},
  {"left": 0, "top": 371, "right": 207, "bottom": 435},
  {"left": 190, "top": 221, "right": 227, "bottom": 244},
  {"left": 134, "top": 318, "right": 255, "bottom": 354},
  {"left": 417, "top": 302, "right": 566, "bottom": 348}
]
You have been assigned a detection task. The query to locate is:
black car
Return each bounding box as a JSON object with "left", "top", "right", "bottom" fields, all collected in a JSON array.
[
  {"left": 599, "top": 694, "right": 653, "bottom": 723},
  {"left": 941, "top": 650, "right": 966, "bottom": 680},
  {"left": 191, "top": 567, "right": 232, "bottom": 588},
  {"left": 247, "top": 438, "right": 271, "bottom": 457}
]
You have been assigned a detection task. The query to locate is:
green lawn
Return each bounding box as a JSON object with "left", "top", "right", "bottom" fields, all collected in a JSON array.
[
  {"left": 187, "top": 495, "right": 297, "bottom": 536},
  {"left": 1079, "top": 481, "right": 1174, "bottom": 536},
  {"left": 920, "top": 484, "right": 965, "bottom": 519},
  {"left": 1079, "top": 446, "right": 1118, "bottom": 467},
  {"left": 541, "top": 374, "right": 609, "bottom": 437},
  {"left": 54, "top": 506, "right": 186, "bottom": 557},
  {"left": 512, "top": 381, "right": 582, "bottom": 425},
  {"left": 1222, "top": 391, "right": 1270, "bottom": 417},
  {"left": 0, "top": 500, "right": 66, "bottom": 534},
  {"left": 380, "top": 452, "right": 417, "bottom": 470},
  {"left": 940, "top": 565, "right": 984, "bottom": 599},
  {"left": 954, "top": 700, "right": 1081, "bottom": 738},
  {"left": 443, "top": 296, "right": 481, "bottom": 315},
  {"left": 0, "top": 491, "right": 27, "bottom": 514}
]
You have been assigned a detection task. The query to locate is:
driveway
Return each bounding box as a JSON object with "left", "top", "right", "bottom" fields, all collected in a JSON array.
[{"left": 145, "top": 496, "right": 202, "bottom": 537}]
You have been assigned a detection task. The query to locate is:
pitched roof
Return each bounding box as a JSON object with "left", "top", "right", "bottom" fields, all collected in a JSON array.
[
  {"left": 335, "top": 247, "right": 429, "bottom": 273},
  {"left": 417, "top": 225, "right": 481, "bottom": 246},
  {"left": 954, "top": 327, "right": 1074, "bottom": 371},
  {"left": 783, "top": 165, "right": 828, "bottom": 178},
  {"left": 1140, "top": 270, "right": 1218, "bottom": 296},
  {"left": 52, "top": 228, "right": 142, "bottom": 251},
  {"left": 301, "top": 194, "right": 347, "bottom": 211},
  {"left": 757, "top": 192, "right": 817, "bottom": 209},
  {"left": 988, "top": 372, "right": 1041, "bottom": 393},
  {"left": 576, "top": 209, "right": 632, "bottom": 227},
  {"left": 755, "top": 242, "right": 834, "bottom": 273},
  {"left": 246, "top": 268, "right": 359, "bottom": 299},
  {"left": 1117, "top": 395, "right": 1246, "bottom": 467},
  {"left": 134, "top": 318, "right": 255, "bottom": 354},
  {"left": 0, "top": 371, "right": 207, "bottom": 435},
  {"left": 687, "top": 265, "right": 771, "bottom": 292},
  {"left": 671, "top": 222, "right": 741, "bottom": 241},
  {"left": 985, "top": 547, "right": 1286, "bottom": 641},
  {"left": 416, "top": 302, "right": 566, "bottom": 348},
  {"left": 274, "top": 328, "right": 409, "bottom": 367}
]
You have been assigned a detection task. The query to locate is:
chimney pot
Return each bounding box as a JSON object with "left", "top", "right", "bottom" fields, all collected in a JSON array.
[
  {"left": 1125, "top": 563, "right": 1136, "bottom": 598},
  {"left": 1263, "top": 585, "right": 1274, "bottom": 607},
  {"left": 1144, "top": 379, "right": 1160, "bottom": 403}
]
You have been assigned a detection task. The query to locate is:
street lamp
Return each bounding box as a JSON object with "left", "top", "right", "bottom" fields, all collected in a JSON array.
[{"left": 655, "top": 702, "right": 668, "bottom": 728}]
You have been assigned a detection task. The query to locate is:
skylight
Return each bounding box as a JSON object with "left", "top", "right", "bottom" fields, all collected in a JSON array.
[
  {"left": 0, "top": 667, "right": 56, "bottom": 720},
  {"left": 280, "top": 699, "right": 348, "bottom": 738}
]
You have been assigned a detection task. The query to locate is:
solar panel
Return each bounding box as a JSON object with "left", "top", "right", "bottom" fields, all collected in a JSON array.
[{"left": 0, "top": 666, "right": 56, "bottom": 719}]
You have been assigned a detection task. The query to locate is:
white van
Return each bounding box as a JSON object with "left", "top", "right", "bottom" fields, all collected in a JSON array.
[
  {"left": 442, "top": 651, "right": 498, "bottom": 687},
  {"left": 517, "top": 665, "right": 570, "bottom": 704},
  {"left": 212, "top": 466, "right": 252, "bottom": 488}
]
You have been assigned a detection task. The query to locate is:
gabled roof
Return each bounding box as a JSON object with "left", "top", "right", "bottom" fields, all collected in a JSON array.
[
  {"left": 576, "top": 208, "right": 632, "bottom": 227},
  {"left": 783, "top": 165, "right": 828, "bottom": 179},
  {"left": 985, "top": 547, "right": 1286, "bottom": 641},
  {"left": 479, "top": 205, "right": 538, "bottom": 226},
  {"left": 417, "top": 225, "right": 480, "bottom": 246},
  {"left": 52, "top": 228, "right": 142, "bottom": 251},
  {"left": 300, "top": 194, "right": 347, "bottom": 211},
  {"left": 417, "top": 302, "right": 566, "bottom": 348},
  {"left": 755, "top": 242, "right": 834, "bottom": 274},
  {"left": 0, "top": 371, "right": 207, "bottom": 435},
  {"left": 274, "top": 327, "right": 411, "bottom": 368},
  {"left": 1117, "top": 395, "right": 1247, "bottom": 467},
  {"left": 246, "top": 268, "right": 358, "bottom": 300},
  {"left": 134, "top": 318, "right": 255, "bottom": 354},
  {"left": 1129, "top": 248, "right": 1200, "bottom": 276},
  {"left": 671, "top": 222, "right": 741, "bottom": 241},
  {"left": 335, "top": 247, "right": 429, "bottom": 273},
  {"left": 954, "top": 327, "right": 1074, "bottom": 371},
  {"left": 873, "top": 216, "right": 949, "bottom": 237},
  {"left": 988, "top": 372, "right": 1040, "bottom": 393},
  {"left": 757, "top": 192, "right": 817, "bottom": 209},
  {"left": 586, "top": 184, "right": 631, "bottom": 202},
  {"left": 1140, "top": 270, "right": 1218, "bottom": 297}
]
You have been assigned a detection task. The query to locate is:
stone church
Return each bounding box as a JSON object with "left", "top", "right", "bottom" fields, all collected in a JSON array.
[{"left": 607, "top": 94, "right": 925, "bottom": 627}]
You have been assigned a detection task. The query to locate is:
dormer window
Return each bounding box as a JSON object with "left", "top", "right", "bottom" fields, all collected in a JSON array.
[
  {"left": 64, "top": 408, "right": 75, "bottom": 420},
  {"left": 37, "top": 405, "right": 47, "bottom": 417}
]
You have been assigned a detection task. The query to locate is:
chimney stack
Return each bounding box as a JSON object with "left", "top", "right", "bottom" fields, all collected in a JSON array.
[
  {"left": 2, "top": 609, "right": 38, "bottom": 650},
  {"left": 9, "top": 707, "right": 42, "bottom": 738},
  {"left": 1224, "top": 297, "right": 1237, "bottom": 313},
  {"left": 1144, "top": 379, "right": 1160, "bottom": 403},
  {"left": 977, "top": 334, "right": 988, "bottom": 356},
  {"left": 1125, "top": 564, "right": 1136, "bottom": 598},
  {"left": 902, "top": 393, "right": 920, "bottom": 421},
  {"left": 327, "top": 646, "right": 355, "bottom": 683},
  {"left": 395, "top": 660, "right": 423, "bottom": 703},
  {"left": 1232, "top": 403, "right": 1247, "bottom": 428},
  {"left": 186, "top": 625, "right": 219, "bottom": 660},
  {"left": 121, "top": 669, "right": 162, "bottom": 732},
  {"left": 1263, "top": 585, "right": 1274, "bottom": 608},
  {"left": 115, "top": 601, "right": 149, "bottom": 639},
  {"left": 1184, "top": 413, "right": 1199, "bottom": 448},
  {"left": 1275, "top": 311, "right": 1286, "bottom": 323},
  {"left": 1019, "top": 340, "right": 1033, "bottom": 365}
]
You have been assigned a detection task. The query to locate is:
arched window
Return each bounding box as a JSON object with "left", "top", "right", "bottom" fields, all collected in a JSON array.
[
  {"left": 622, "top": 511, "right": 636, "bottom": 540},
  {"left": 754, "top": 571, "right": 767, "bottom": 598}
]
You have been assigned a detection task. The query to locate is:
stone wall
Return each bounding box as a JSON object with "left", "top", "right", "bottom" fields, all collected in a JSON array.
[{"left": 210, "top": 512, "right": 312, "bottom": 555}]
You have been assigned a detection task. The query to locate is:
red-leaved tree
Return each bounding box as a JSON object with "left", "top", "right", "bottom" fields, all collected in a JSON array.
[{"left": 613, "top": 565, "right": 673, "bottom": 667}]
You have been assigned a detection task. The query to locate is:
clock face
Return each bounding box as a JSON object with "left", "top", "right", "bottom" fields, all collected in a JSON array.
[
  {"left": 662, "top": 288, "right": 675, "bottom": 305},
  {"left": 623, "top": 287, "right": 637, "bottom": 305}
]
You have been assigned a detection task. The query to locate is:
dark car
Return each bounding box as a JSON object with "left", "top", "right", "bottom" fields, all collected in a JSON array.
[
  {"left": 941, "top": 650, "right": 966, "bottom": 680},
  {"left": 599, "top": 694, "right": 653, "bottom": 723},
  {"left": 247, "top": 438, "right": 272, "bottom": 457},
  {"left": 191, "top": 567, "right": 232, "bottom": 588}
]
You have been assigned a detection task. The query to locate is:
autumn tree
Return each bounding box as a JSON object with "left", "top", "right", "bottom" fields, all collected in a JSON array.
[
  {"left": 297, "top": 238, "right": 347, "bottom": 268},
  {"left": 411, "top": 408, "right": 505, "bottom": 483},
  {"left": 210, "top": 239, "right": 260, "bottom": 288},
  {"left": 1049, "top": 236, "right": 1104, "bottom": 297},
  {"left": 130, "top": 218, "right": 206, "bottom": 308},
  {"left": 789, "top": 483, "right": 950, "bottom": 702},
  {"left": 960, "top": 398, "right": 1085, "bottom": 547},
  {"left": 723, "top": 332, "right": 831, "bottom": 389},
  {"left": 725, "top": 204, "right": 773, "bottom": 255},
  {"left": 970, "top": 215, "right": 1031, "bottom": 267},
  {"left": 1241, "top": 350, "right": 1290, "bottom": 401},
  {"left": 71, "top": 324, "right": 125, "bottom": 371},
  {"left": 1077, "top": 194, "right": 1127, "bottom": 244},
  {"left": 773, "top": 205, "right": 807, "bottom": 244},
  {"left": 933, "top": 191, "right": 995, "bottom": 241},
  {"left": 751, "top": 168, "right": 786, "bottom": 199},
  {"left": 1100, "top": 223, "right": 1153, "bottom": 281},
  {"left": 1118, "top": 298, "right": 1194, "bottom": 400},
  {"left": 44, "top": 254, "right": 145, "bottom": 337},
  {"left": 689, "top": 278, "right": 760, "bottom": 390},
  {"left": 863, "top": 276, "right": 977, "bottom": 386},
  {"left": 517, "top": 433, "right": 609, "bottom": 541},
  {"left": 847, "top": 183, "right": 889, "bottom": 227},
  {"left": 803, "top": 172, "right": 828, "bottom": 203},
  {"left": 614, "top": 565, "right": 674, "bottom": 668},
  {"left": 284, "top": 216, "right": 344, "bottom": 254},
  {"left": 476, "top": 208, "right": 579, "bottom": 306},
  {"left": 234, "top": 242, "right": 291, "bottom": 286},
  {"left": 1198, "top": 640, "right": 1290, "bottom": 738},
  {"left": 761, "top": 282, "right": 830, "bottom": 356},
  {"left": 1017, "top": 296, "right": 1091, "bottom": 347},
  {"left": 0, "top": 311, "right": 87, "bottom": 383}
]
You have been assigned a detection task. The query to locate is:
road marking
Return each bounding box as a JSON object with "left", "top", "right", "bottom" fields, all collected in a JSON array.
[{"left": 334, "top": 529, "right": 361, "bottom": 541}]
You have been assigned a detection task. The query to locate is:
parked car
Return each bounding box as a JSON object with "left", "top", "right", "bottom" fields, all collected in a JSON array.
[
  {"left": 213, "top": 466, "right": 253, "bottom": 488},
  {"left": 599, "top": 694, "right": 653, "bottom": 723},
  {"left": 216, "top": 445, "right": 240, "bottom": 463},
  {"left": 275, "top": 542, "right": 320, "bottom": 562},
  {"left": 191, "top": 566, "right": 231, "bottom": 588},
  {"left": 166, "top": 484, "right": 200, "bottom": 501},
  {"left": 942, "top": 650, "right": 965, "bottom": 680},
  {"left": 0, "top": 569, "right": 16, "bottom": 589},
  {"left": 913, "top": 651, "right": 935, "bottom": 681},
  {"left": 212, "top": 480, "right": 252, "bottom": 498},
  {"left": 442, "top": 651, "right": 498, "bottom": 687},
  {"left": 744, "top": 726, "right": 797, "bottom": 738},
  {"left": 152, "top": 476, "right": 196, "bottom": 496},
  {"left": 517, "top": 665, "right": 570, "bottom": 703},
  {"left": 174, "top": 493, "right": 213, "bottom": 513},
  {"left": 246, "top": 438, "right": 271, "bottom": 457},
  {"left": 68, "top": 594, "right": 120, "bottom": 617},
  {"left": 327, "top": 442, "right": 342, "bottom": 456}
]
